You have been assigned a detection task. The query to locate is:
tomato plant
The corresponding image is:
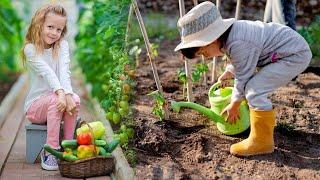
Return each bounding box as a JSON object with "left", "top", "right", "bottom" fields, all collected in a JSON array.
[
  {"left": 0, "top": 0, "right": 23, "bottom": 81},
  {"left": 147, "top": 90, "right": 165, "bottom": 120},
  {"left": 76, "top": 0, "right": 135, "bottom": 148},
  {"left": 298, "top": 16, "right": 320, "bottom": 65},
  {"left": 192, "top": 63, "right": 209, "bottom": 83}
]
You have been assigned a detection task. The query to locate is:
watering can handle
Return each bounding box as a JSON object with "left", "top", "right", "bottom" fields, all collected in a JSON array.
[
  {"left": 211, "top": 82, "right": 222, "bottom": 91},
  {"left": 211, "top": 79, "right": 234, "bottom": 91}
]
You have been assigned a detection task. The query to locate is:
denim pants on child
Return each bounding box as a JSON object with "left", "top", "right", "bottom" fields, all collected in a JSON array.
[{"left": 26, "top": 92, "right": 80, "bottom": 149}]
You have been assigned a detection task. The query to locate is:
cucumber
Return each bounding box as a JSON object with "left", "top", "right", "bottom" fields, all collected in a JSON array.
[
  {"left": 105, "top": 139, "right": 120, "bottom": 153},
  {"left": 103, "top": 152, "right": 112, "bottom": 157},
  {"left": 72, "top": 149, "right": 78, "bottom": 156},
  {"left": 98, "top": 146, "right": 108, "bottom": 156},
  {"left": 63, "top": 153, "right": 78, "bottom": 162},
  {"left": 44, "top": 144, "right": 64, "bottom": 160},
  {"left": 61, "top": 139, "right": 78, "bottom": 149},
  {"left": 95, "top": 139, "right": 107, "bottom": 146}
]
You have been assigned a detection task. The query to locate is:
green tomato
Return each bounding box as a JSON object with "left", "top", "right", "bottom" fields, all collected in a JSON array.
[
  {"left": 113, "top": 113, "right": 121, "bottom": 125},
  {"left": 108, "top": 106, "right": 116, "bottom": 112},
  {"left": 119, "top": 101, "right": 129, "bottom": 110},
  {"left": 102, "top": 84, "right": 109, "bottom": 92},
  {"left": 122, "top": 95, "right": 129, "bottom": 101},
  {"left": 126, "top": 128, "right": 134, "bottom": 138},
  {"left": 119, "top": 108, "right": 126, "bottom": 116},
  {"left": 119, "top": 133, "right": 128, "bottom": 145},
  {"left": 106, "top": 112, "right": 113, "bottom": 120},
  {"left": 120, "top": 125, "right": 127, "bottom": 133}
]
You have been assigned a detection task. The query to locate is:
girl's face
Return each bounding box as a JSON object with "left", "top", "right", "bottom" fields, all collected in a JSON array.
[
  {"left": 196, "top": 40, "right": 223, "bottom": 58},
  {"left": 42, "top": 12, "right": 66, "bottom": 48}
]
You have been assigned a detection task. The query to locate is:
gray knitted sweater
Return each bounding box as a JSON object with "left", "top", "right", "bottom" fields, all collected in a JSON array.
[{"left": 224, "top": 20, "right": 311, "bottom": 102}]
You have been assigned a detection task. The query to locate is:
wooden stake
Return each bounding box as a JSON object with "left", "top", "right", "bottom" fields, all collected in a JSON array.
[
  {"left": 179, "top": 0, "right": 193, "bottom": 102},
  {"left": 235, "top": 0, "right": 241, "bottom": 20},
  {"left": 132, "top": 0, "right": 163, "bottom": 93},
  {"left": 125, "top": 3, "right": 133, "bottom": 50},
  {"left": 132, "top": 0, "right": 170, "bottom": 120},
  {"left": 192, "top": 0, "right": 207, "bottom": 85},
  {"left": 216, "top": 0, "right": 221, "bottom": 9},
  {"left": 201, "top": 55, "right": 207, "bottom": 85},
  {"left": 211, "top": 0, "right": 221, "bottom": 83},
  {"left": 192, "top": 0, "right": 198, "bottom": 6},
  {"left": 179, "top": 0, "right": 185, "bottom": 17}
]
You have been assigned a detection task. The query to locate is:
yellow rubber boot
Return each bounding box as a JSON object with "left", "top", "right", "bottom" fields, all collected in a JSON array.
[{"left": 230, "top": 109, "right": 276, "bottom": 156}]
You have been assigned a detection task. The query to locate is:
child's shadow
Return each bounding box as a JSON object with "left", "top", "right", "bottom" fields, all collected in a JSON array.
[{"left": 233, "top": 129, "right": 320, "bottom": 172}]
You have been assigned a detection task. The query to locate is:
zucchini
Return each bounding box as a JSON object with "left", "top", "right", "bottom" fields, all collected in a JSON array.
[
  {"left": 43, "top": 144, "right": 64, "bottom": 160},
  {"left": 98, "top": 146, "right": 108, "bottom": 156},
  {"left": 105, "top": 139, "right": 120, "bottom": 153},
  {"left": 72, "top": 149, "right": 78, "bottom": 156},
  {"left": 63, "top": 153, "right": 78, "bottom": 162},
  {"left": 103, "top": 152, "right": 112, "bottom": 157},
  {"left": 95, "top": 139, "right": 107, "bottom": 146},
  {"left": 61, "top": 139, "right": 78, "bottom": 149}
]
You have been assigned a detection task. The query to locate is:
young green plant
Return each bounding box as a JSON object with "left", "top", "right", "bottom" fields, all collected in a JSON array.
[
  {"left": 147, "top": 90, "right": 165, "bottom": 121},
  {"left": 177, "top": 68, "right": 187, "bottom": 100}
]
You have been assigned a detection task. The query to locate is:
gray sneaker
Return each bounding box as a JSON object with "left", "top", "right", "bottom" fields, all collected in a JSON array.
[{"left": 40, "top": 149, "right": 58, "bottom": 171}]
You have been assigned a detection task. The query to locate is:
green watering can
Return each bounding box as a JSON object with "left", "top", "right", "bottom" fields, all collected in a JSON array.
[{"left": 171, "top": 82, "right": 250, "bottom": 135}]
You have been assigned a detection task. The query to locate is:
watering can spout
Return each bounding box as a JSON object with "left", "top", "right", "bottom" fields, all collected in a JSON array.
[{"left": 171, "top": 101, "right": 224, "bottom": 124}]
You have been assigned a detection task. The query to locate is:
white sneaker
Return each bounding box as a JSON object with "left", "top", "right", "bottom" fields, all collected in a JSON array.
[{"left": 40, "top": 149, "right": 59, "bottom": 171}]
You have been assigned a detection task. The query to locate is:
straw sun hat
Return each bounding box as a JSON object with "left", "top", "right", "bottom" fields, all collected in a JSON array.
[{"left": 175, "top": 1, "right": 235, "bottom": 51}]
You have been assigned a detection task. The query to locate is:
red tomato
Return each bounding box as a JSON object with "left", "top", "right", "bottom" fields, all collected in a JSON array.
[{"left": 77, "top": 132, "right": 92, "bottom": 145}]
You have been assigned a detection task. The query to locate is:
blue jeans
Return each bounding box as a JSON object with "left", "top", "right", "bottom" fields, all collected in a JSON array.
[{"left": 281, "top": 0, "right": 296, "bottom": 30}]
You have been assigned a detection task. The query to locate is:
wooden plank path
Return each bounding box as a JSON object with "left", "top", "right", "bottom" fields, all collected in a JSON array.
[
  {"left": 0, "top": 75, "right": 28, "bottom": 175},
  {"left": 0, "top": 0, "right": 134, "bottom": 179},
  {"left": 0, "top": 68, "right": 113, "bottom": 179}
]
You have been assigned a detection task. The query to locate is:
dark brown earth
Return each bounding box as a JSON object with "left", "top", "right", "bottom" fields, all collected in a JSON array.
[{"left": 132, "top": 39, "right": 320, "bottom": 179}]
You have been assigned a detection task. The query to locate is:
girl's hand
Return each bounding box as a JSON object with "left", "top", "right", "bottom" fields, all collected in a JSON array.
[
  {"left": 65, "top": 94, "right": 76, "bottom": 115},
  {"left": 218, "top": 70, "right": 234, "bottom": 88},
  {"left": 220, "top": 101, "right": 241, "bottom": 124},
  {"left": 56, "top": 90, "right": 66, "bottom": 112}
]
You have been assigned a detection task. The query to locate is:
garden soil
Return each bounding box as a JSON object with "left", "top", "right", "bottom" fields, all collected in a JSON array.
[{"left": 132, "top": 39, "right": 320, "bottom": 179}]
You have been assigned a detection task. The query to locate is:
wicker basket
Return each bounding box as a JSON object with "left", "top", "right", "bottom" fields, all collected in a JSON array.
[{"left": 58, "top": 156, "right": 115, "bottom": 178}]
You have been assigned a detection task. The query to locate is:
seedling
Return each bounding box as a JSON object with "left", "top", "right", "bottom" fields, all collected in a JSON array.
[
  {"left": 192, "top": 63, "right": 209, "bottom": 83},
  {"left": 177, "top": 68, "right": 187, "bottom": 99},
  {"left": 147, "top": 90, "right": 165, "bottom": 120}
]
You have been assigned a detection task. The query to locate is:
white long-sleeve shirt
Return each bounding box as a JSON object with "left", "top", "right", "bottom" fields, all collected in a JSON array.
[{"left": 23, "top": 40, "right": 73, "bottom": 113}]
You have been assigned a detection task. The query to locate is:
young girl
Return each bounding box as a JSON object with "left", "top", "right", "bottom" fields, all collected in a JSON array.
[
  {"left": 22, "top": 4, "right": 80, "bottom": 170},
  {"left": 175, "top": 1, "right": 311, "bottom": 156}
]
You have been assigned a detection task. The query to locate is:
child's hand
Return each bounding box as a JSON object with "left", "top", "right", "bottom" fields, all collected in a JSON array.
[
  {"left": 221, "top": 101, "right": 241, "bottom": 124},
  {"left": 218, "top": 70, "right": 234, "bottom": 88},
  {"left": 56, "top": 90, "right": 66, "bottom": 113},
  {"left": 66, "top": 94, "right": 76, "bottom": 115}
]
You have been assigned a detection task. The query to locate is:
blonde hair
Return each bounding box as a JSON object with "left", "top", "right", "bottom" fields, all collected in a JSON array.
[{"left": 21, "top": 4, "right": 67, "bottom": 64}]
